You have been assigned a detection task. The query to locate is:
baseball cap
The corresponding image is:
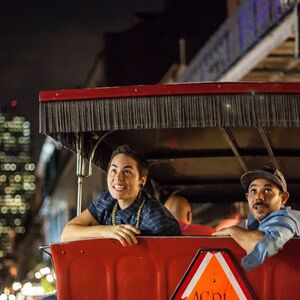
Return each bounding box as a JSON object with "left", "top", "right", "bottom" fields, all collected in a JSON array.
[{"left": 240, "top": 166, "right": 287, "bottom": 192}]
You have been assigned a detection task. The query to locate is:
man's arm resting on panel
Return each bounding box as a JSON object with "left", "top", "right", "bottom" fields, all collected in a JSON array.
[
  {"left": 60, "top": 209, "right": 140, "bottom": 247},
  {"left": 213, "top": 215, "right": 298, "bottom": 270},
  {"left": 212, "top": 226, "right": 264, "bottom": 254}
]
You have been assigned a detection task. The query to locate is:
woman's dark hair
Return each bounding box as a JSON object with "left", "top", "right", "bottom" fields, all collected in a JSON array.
[{"left": 107, "top": 145, "right": 148, "bottom": 178}]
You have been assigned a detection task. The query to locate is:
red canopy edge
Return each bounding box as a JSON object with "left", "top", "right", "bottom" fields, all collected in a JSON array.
[{"left": 39, "top": 82, "right": 300, "bottom": 102}]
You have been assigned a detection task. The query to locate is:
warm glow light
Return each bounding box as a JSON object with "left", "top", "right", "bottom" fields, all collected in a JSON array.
[
  {"left": 21, "top": 282, "right": 32, "bottom": 292},
  {"left": 12, "top": 281, "right": 22, "bottom": 291},
  {"left": 40, "top": 267, "right": 50, "bottom": 276},
  {"left": 21, "top": 282, "right": 45, "bottom": 296},
  {"left": 46, "top": 274, "right": 54, "bottom": 283}
]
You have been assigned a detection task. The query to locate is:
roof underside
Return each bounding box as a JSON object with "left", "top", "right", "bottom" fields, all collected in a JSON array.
[{"left": 78, "top": 127, "right": 300, "bottom": 205}]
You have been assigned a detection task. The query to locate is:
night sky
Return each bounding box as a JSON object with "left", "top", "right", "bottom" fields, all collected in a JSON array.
[{"left": 0, "top": 0, "right": 167, "bottom": 162}]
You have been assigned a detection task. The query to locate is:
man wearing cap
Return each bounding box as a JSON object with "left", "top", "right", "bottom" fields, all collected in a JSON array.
[{"left": 213, "top": 166, "right": 300, "bottom": 271}]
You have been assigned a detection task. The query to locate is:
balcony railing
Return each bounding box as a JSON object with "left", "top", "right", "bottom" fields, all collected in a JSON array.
[{"left": 178, "top": 0, "right": 297, "bottom": 82}]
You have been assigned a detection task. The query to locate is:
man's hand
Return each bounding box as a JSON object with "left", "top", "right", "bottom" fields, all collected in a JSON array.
[{"left": 212, "top": 227, "right": 233, "bottom": 236}]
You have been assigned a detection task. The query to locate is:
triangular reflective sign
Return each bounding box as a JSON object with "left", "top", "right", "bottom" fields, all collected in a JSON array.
[{"left": 171, "top": 249, "right": 255, "bottom": 300}]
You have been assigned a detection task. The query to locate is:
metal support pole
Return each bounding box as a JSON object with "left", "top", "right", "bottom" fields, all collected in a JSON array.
[
  {"left": 76, "top": 134, "right": 84, "bottom": 216},
  {"left": 75, "top": 133, "right": 103, "bottom": 216},
  {"left": 77, "top": 175, "right": 83, "bottom": 216}
]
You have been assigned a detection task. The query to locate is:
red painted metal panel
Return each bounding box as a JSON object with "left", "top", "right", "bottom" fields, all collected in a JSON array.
[
  {"left": 50, "top": 237, "right": 300, "bottom": 300},
  {"left": 39, "top": 82, "right": 300, "bottom": 102}
]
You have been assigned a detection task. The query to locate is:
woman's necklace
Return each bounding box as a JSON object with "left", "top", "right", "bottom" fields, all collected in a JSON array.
[{"left": 111, "top": 197, "right": 146, "bottom": 229}]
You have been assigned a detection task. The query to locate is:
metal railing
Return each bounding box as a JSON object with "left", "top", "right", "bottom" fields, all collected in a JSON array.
[{"left": 178, "top": 0, "right": 297, "bottom": 82}]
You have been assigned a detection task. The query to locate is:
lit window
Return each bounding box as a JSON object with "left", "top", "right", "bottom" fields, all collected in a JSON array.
[
  {"left": 23, "top": 129, "right": 30, "bottom": 136},
  {"left": 19, "top": 208, "right": 26, "bottom": 214},
  {"left": 15, "top": 227, "right": 25, "bottom": 234},
  {"left": 14, "top": 175, "right": 21, "bottom": 182},
  {"left": 23, "top": 121, "right": 30, "bottom": 128},
  {"left": 14, "top": 219, "right": 21, "bottom": 226}
]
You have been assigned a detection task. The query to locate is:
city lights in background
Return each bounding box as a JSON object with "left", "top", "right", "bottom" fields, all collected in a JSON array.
[
  {"left": 0, "top": 266, "right": 56, "bottom": 299},
  {"left": 0, "top": 107, "right": 36, "bottom": 291}
]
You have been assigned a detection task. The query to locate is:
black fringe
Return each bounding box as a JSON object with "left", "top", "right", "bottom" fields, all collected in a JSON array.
[{"left": 40, "top": 93, "right": 300, "bottom": 135}]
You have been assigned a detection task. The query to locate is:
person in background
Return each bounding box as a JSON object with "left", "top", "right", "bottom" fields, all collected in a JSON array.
[
  {"left": 213, "top": 166, "right": 300, "bottom": 271},
  {"left": 215, "top": 201, "right": 247, "bottom": 231},
  {"left": 164, "top": 194, "right": 215, "bottom": 235},
  {"left": 61, "top": 145, "right": 181, "bottom": 246}
]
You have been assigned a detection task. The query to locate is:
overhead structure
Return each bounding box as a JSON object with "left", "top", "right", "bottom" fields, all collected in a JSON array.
[
  {"left": 179, "top": 0, "right": 299, "bottom": 83},
  {"left": 40, "top": 82, "right": 300, "bottom": 205}
]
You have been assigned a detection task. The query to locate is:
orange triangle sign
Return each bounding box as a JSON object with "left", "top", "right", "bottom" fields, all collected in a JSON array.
[{"left": 171, "top": 249, "right": 255, "bottom": 300}]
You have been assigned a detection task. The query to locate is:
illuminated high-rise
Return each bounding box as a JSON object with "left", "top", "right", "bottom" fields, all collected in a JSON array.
[{"left": 0, "top": 104, "right": 35, "bottom": 283}]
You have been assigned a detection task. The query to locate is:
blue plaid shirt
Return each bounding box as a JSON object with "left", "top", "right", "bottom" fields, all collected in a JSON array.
[
  {"left": 242, "top": 207, "right": 300, "bottom": 271},
  {"left": 88, "top": 189, "right": 181, "bottom": 236}
]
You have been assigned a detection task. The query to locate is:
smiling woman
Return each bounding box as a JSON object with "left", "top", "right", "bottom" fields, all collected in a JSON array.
[
  {"left": 106, "top": 145, "right": 148, "bottom": 209},
  {"left": 60, "top": 144, "right": 181, "bottom": 246}
]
